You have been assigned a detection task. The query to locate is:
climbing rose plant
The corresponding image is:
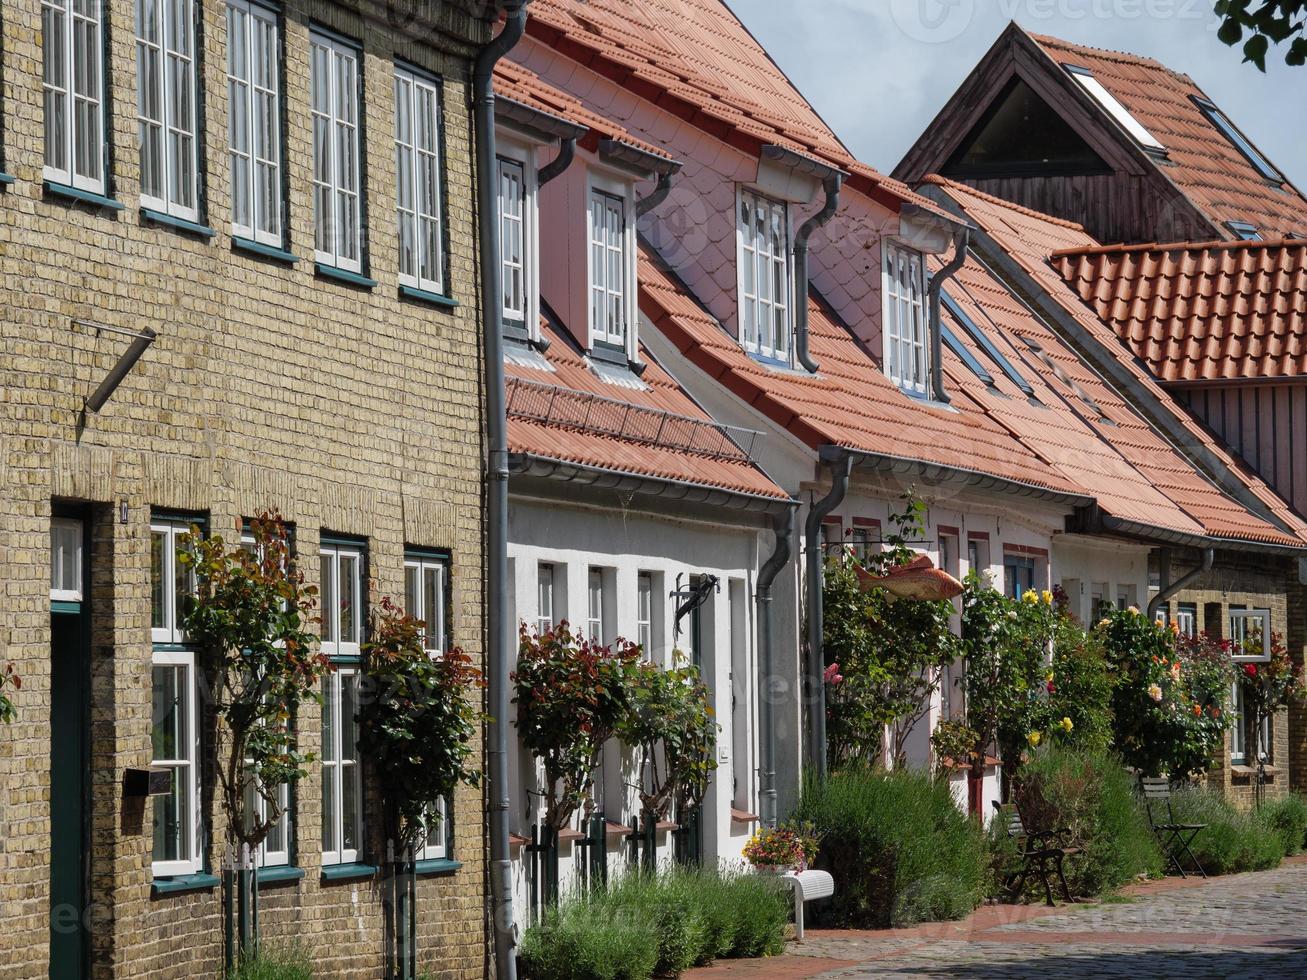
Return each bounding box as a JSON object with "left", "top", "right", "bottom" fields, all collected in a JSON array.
[
  {"left": 1240, "top": 632, "right": 1305, "bottom": 766},
  {"left": 357, "top": 597, "right": 485, "bottom": 850},
  {"left": 0, "top": 662, "right": 20, "bottom": 725},
  {"left": 513, "top": 622, "right": 641, "bottom": 832},
  {"left": 179, "top": 512, "right": 327, "bottom": 856}
]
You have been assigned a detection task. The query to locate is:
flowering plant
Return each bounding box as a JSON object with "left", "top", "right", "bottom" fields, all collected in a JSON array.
[
  {"left": 742, "top": 820, "right": 822, "bottom": 871},
  {"left": 1240, "top": 633, "right": 1304, "bottom": 764},
  {"left": 0, "top": 662, "right": 20, "bottom": 725}
]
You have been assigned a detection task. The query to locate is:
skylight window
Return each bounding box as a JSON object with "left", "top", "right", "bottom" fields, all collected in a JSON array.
[
  {"left": 1064, "top": 64, "right": 1166, "bottom": 155},
  {"left": 1194, "top": 97, "right": 1284, "bottom": 182},
  {"left": 942, "top": 324, "right": 996, "bottom": 388},
  {"left": 941, "top": 292, "right": 1035, "bottom": 398},
  {"left": 1225, "top": 220, "right": 1262, "bottom": 241}
]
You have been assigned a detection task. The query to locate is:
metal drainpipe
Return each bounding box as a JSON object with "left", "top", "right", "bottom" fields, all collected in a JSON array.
[
  {"left": 1147, "top": 548, "right": 1214, "bottom": 621},
  {"left": 636, "top": 170, "right": 676, "bottom": 217},
  {"left": 474, "top": 5, "right": 527, "bottom": 978},
  {"left": 794, "top": 175, "right": 843, "bottom": 374},
  {"left": 755, "top": 505, "right": 796, "bottom": 828},
  {"left": 537, "top": 137, "right": 575, "bottom": 187},
  {"left": 803, "top": 448, "right": 852, "bottom": 779},
  {"left": 926, "top": 226, "right": 970, "bottom": 405}
]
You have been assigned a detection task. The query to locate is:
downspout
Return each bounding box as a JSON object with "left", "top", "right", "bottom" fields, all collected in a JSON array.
[
  {"left": 925, "top": 226, "right": 970, "bottom": 405},
  {"left": 794, "top": 174, "right": 843, "bottom": 374},
  {"left": 803, "top": 447, "right": 852, "bottom": 779},
  {"left": 474, "top": 5, "right": 527, "bottom": 978},
  {"left": 636, "top": 170, "right": 675, "bottom": 217},
  {"left": 1147, "top": 548, "right": 1214, "bottom": 621},
  {"left": 537, "top": 136, "right": 575, "bottom": 187},
  {"left": 755, "top": 505, "right": 796, "bottom": 828}
]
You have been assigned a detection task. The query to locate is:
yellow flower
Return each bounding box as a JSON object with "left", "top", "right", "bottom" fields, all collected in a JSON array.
[
  {"left": 1128, "top": 605, "right": 1140, "bottom": 615},
  {"left": 1027, "top": 731, "right": 1042, "bottom": 747},
  {"left": 1041, "top": 589, "right": 1054, "bottom": 606},
  {"left": 1060, "top": 717, "right": 1074, "bottom": 733},
  {"left": 1147, "top": 683, "right": 1163, "bottom": 702},
  {"left": 1046, "top": 671, "right": 1055, "bottom": 683},
  {"left": 1022, "top": 589, "right": 1039, "bottom": 604}
]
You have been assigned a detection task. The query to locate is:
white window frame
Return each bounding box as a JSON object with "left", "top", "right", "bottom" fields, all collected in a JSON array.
[
  {"left": 536, "top": 562, "right": 555, "bottom": 636},
  {"left": 151, "top": 649, "right": 202, "bottom": 877},
  {"left": 311, "top": 30, "right": 363, "bottom": 273},
  {"left": 136, "top": 0, "right": 201, "bottom": 221},
  {"left": 737, "top": 188, "right": 792, "bottom": 361},
  {"left": 404, "top": 553, "right": 448, "bottom": 655},
  {"left": 586, "top": 172, "right": 637, "bottom": 354},
  {"left": 151, "top": 521, "right": 194, "bottom": 645},
  {"left": 586, "top": 567, "right": 604, "bottom": 643},
  {"left": 498, "top": 154, "right": 528, "bottom": 327},
  {"left": 415, "top": 795, "right": 449, "bottom": 862},
  {"left": 1229, "top": 608, "right": 1272, "bottom": 662},
  {"left": 394, "top": 66, "right": 445, "bottom": 295},
  {"left": 1176, "top": 604, "right": 1197, "bottom": 638},
  {"left": 51, "top": 517, "right": 84, "bottom": 602},
  {"left": 226, "top": 0, "right": 282, "bottom": 245},
  {"left": 320, "top": 541, "right": 363, "bottom": 866},
  {"left": 320, "top": 664, "right": 362, "bottom": 866},
  {"left": 636, "top": 571, "right": 654, "bottom": 654},
  {"left": 882, "top": 241, "right": 930, "bottom": 396},
  {"left": 42, "top": 0, "right": 105, "bottom": 193},
  {"left": 1065, "top": 64, "right": 1165, "bottom": 154},
  {"left": 1231, "top": 676, "right": 1247, "bottom": 764}
]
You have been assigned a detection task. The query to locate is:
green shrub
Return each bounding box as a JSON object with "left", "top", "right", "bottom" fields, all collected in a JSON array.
[
  {"left": 1004, "top": 748, "right": 1162, "bottom": 899},
  {"left": 518, "top": 867, "right": 788, "bottom": 980},
  {"left": 1166, "top": 787, "right": 1283, "bottom": 874},
  {"left": 796, "top": 767, "right": 987, "bottom": 928},
  {"left": 227, "top": 945, "right": 313, "bottom": 980},
  {"left": 1257, "top": 794, "right": 1307, "bottom": 856}
]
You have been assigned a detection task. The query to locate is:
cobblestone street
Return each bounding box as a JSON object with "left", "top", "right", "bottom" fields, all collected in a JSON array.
[{"left": 688, "top": 858, "right": 1307, "bottom": 979}]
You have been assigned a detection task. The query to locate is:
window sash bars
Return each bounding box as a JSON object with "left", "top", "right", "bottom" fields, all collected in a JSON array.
[
  {"left": 227, "top": 0, "right": 281, "bottom": 245},
  {"left": 498, "top": 157, "right": 526, "bottom": 323},
  {"left": 137, "top": 0, "right": 200, "bottom": 220},
  {"left": 43, "top": 0, "right": 105, "bottom": 192},
  {"left": 395, "top": 68, "right": 444, "bottom": 293},
  {"left": 312, "top": 34, "right": 362, "bottom": 272}
]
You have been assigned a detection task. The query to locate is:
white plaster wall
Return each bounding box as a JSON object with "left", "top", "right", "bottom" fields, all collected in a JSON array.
[{"left": 1052, "top": 534, "right": 1152, "bottom": 624}]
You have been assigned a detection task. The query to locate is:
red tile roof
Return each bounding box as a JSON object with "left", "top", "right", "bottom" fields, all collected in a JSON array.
[
  {"left": 927, "top": 175, "right": 1307, "bottom": 547},
  {"left": 523, "top": 0, "right": 953, "bottom": 219},
  {"left": 1029, "top": 33, "right": 1307, "bottom": 241},
  {"left": 503, "top": 314, "right": 786, "bottom": 502},
  {"left": 1049, "top": 238, "right": 1307, "bottom": 383}
]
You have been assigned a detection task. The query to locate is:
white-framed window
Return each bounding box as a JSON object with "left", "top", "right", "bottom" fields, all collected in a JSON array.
[
  {"left": 136, "top": 0, "right": 200, "bottom": 220},
  {"left": 637, "top": 571, "right": 654, "bottom": 653},
  {"left": 42, "top": 0, "right": 105, "bottom": 193},
  {"left": 226, "top": 0, "right": 281, "bottom": 245},
  {"left": 499, "top": 156, "right": 527, "bottom": 326},
  {"left": 1229, "top": 608, "right": 1271, "bottom": 661},
  {"left": 415, "top": 795, "right": 448, "bottom": 862},
  {"left": 738, "top": 189, "right": 791, "bottom": 360},
  {"left": 404, "top": 553, "right": 447, "bottom": 654},
  {"left": 1064, "top": 64, "right": 1166, "bottom": 155},
  {"left": 1176, "top": 603, "right": 1197, "bottom": 638},
  {"left": 151, "top": 520, "right": 195, "bottom": 645},
  {"left": 51, "top": 517, "right": 84, "bottom": 602},
  {"left": 883, "top": 242, "right": 929, "bottom": 396},
  {"left": 394, "top": 66, "right": 444, "bottom": 294},
  {"left": 245, "top": 768, "right": 290, "bottom": 868},
  {"left": 151, "top": 649, "right": 202, "bottom": 877},
  {"left": 320, "top": 541, "right": 363, "bottom": 658},
  {"left": 586, "top": 567, "right": 604, "bottom": 643},
  {"left": 536, "top": 562, "right": 555, "bottom": 635},
  {"left": 311, "top": 31, "right": 362, "bottom": 272},
  {"left": 588, "top": 186, "right": 631, "bottom": 348},
  {"left": 1230, "top": 677, "right": 1246, "bottom": 764},
  {"left": 320, "top": 664, "right": 361, "bottom": 866}
]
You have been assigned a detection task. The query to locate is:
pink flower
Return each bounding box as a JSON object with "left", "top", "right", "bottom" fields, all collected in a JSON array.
[
  {"left": 823, "top": 662, "right": 843, "bottom": 686},
  {"left": 1046, "top": 680, "right": 1056, "bottom": 694}
]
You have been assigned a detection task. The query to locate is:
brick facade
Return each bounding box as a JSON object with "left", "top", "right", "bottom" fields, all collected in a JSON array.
[{"left": 0, "top": 1, "right": 493, "bottom": 976}]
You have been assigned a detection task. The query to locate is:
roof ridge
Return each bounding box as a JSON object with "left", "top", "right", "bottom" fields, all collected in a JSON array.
[
  {"left": 1025, "top": 28, "right": 1183, "bottom": 78},
  {"left": 921, "top": 174, "right": 1088, "bottom": 232},
  {"left": 1051, "top": 237, "right": 1307, "bottom": 259}
]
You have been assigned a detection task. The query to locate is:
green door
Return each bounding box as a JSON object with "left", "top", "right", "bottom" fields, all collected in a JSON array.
[{"left": 49, "top": 605, "right": 90, "bottom": 977}]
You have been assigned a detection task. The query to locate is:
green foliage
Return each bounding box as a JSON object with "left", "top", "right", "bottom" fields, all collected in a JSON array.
[
  {"left": 0, "top": 662, "right": 20, "bottom": 725},
  {"left": 1241, "top": 634, "right": 1306, "bottom": 759},
  {"left": 226, "top": 945, "right": 313, "bottom": 980},
  {"left": 1007, "top": 748, "right": 1163, "bottom": 898},
  {"left": 518, "top": 869, "right": 787, "bottom": 980},
  {"left": 796, "top": 767, "right": 987, "bottom": 928},
  {"left": 1045, "top": 616, "right": 1115, "bottom": 753},
  {"left": 178, "top": 513, "right": 326, "bottom": 852},
  {"left": 356, "top": 596, "right": 485, "bottom": 850},
  {"left": 824, "top": 495, "right": 961, "bottom": 768},
  {"left": 513, "top": 622, "right": 642, "bottom": 831},
  {"left": 1256, "top": 793, "right": 1307, "bottom": 856},
  {"left": 1097, "top": 609, "right": 1232, "bottom": 779},
  {"left": 1215, "top": 0, "right": 1307, "bottom": 68},
  {"left": 1166, "top": 787, "right": 1283, "bottom": 873},
  {"left": 617, "top": 655, "right": 718, "bottom": 821}
]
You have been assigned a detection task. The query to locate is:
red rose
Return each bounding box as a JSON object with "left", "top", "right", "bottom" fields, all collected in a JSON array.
[{"left": 1244, "top": 663, "right": 1258, "bottom": 678}]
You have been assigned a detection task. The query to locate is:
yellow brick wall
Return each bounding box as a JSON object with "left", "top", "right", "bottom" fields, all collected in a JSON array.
[{"left": 0, "top": 1, "right": 492, "bottom": 976}]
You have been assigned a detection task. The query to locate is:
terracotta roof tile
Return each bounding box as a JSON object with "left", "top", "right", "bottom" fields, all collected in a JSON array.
[
  {"left": 1049, "top": 238, "right": 1307, "bottom": 383},
  {"left": 1029, "top": 33, "right": 1307, "bottom": 240}
]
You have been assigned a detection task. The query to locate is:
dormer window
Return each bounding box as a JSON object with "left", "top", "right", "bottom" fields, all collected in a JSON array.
[
  {"left": 587, "top": 182, "right": 635, "bottom": 353},
  {"left": 1226, "top": 220, "right": 1261, "bottom": 241},
  {"left": 738, "top": 189, "right": 791, "bottom": 361},
  {"left": 882, "top": 242, "right": 929, "bottom": 396},
  {"left": 499, "top": 156, "right": 527, "bottom": 329},
  {"left": 1064, "top": 64, "right": 1166, "bottom": 156}
]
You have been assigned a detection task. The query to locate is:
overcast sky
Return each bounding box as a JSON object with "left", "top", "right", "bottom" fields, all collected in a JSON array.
[{"left": 731, "top": 0, "right": 1307, "bottom": 189}]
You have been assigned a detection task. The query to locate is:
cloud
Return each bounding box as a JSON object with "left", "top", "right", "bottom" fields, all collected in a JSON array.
[{"left": 732, "top": 0, "right": 1307, "bottom": 189}]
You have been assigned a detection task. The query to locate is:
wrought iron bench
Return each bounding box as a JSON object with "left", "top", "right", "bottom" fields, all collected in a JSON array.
[
  {"left": 1141, "top": 777, "right": 1207, "bottom": 878},
  {"left": 994, "top": 802, "right": 1079, "bottom": 906}
]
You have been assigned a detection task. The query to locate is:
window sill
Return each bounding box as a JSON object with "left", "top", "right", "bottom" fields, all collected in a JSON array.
[
  {"left": 140, "top": 208, "right": 216, "bottom": 239},
  {"left": 256, "top": 865, "right": 305, "bottom": 885},
  {"left": 51, "top": 600, "right": 83, "bottom": 615},
  {"left": 152, "top": 872, "right": 220, "bottom": 896},
  {"left": 315, "top": 263, "right": 377, "bottom": 289},
  {"left": 320, "top": 862, "right": 377, "bottom": 882},
  {"left": 399, "top": 284, "right": 459, "bottom": 309},
  {"left": 43, "top": 180, "right": 124, "bottom": 211},
  {"left": 233, "top": 237, "right": 299, "bottom": 265},
  {"left": 414, "top": 858, "right": 462, "bottom": 877},
  {"left": 0, "top": 172, "right": 14, "bottom": 186}
]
